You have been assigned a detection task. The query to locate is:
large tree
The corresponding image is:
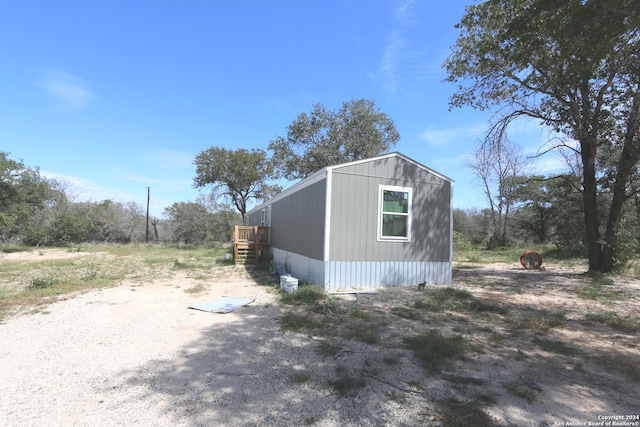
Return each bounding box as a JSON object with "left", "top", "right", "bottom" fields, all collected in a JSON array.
[
  {"left": 467, "top": 135, "right": 530, "bottom": 248},
  {"left": 193, "top": 147, "right": 279, "bottom": 222},
  {"left": 444, "top": 0, "right": 640, "bottom": 272},
  {"left": 269, "top": 98, "right": 400, "bottom": 180},
  {"left": 0, "top": 152, "right": 58, "bottom": 239}
]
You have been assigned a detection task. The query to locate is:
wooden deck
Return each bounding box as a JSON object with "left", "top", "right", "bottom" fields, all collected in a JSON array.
[{"left": 233, "top": 226, "right": 270, "bottom": 264}]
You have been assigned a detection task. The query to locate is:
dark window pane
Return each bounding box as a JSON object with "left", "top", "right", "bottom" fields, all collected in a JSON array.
[
  {"left": 383, "top": 190, "right": 408, "bottom": 213},
  {"left": 382, "top": 214, "right": 407, "bottom": 237}
]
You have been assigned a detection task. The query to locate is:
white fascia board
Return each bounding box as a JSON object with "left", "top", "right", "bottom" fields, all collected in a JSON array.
[
  {"left": 323, "top": 167, "right": 333, "bottom": 261},
  {"left": 329, "top": 152, "right": 455, "bottom": 184}
]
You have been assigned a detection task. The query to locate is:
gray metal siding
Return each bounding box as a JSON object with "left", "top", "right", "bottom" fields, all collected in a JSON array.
[
  {"left": 245, "top": 211, "right": 262, "bottom": 226},
  {"left": 266, "top": 179, "right": 326, "bottom": 260},
  {"left": 329, "top": 156, "right": 451, "bottom": 262}
]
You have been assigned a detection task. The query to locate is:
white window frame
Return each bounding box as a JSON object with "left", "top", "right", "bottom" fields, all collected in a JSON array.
[{"left": 377, "top": 185, "right": 412, "bottom": 242}]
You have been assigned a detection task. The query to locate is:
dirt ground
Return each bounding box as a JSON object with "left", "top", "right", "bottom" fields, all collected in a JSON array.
[
  {"left": 1, "top": 250, "right": 639, "bottom": 426},
  {"left": 448, "top": 262, "right": 640, "bottom": 425}
]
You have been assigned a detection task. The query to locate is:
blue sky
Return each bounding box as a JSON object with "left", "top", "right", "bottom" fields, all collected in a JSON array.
[{"left": 1, "top": 0, "right": 566, "bottom": 217}]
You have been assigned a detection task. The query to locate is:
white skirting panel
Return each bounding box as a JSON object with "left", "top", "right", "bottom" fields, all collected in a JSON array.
[
  {"left": 271, "top": 248, "right": 326, "bottom": 286},
  {"left": 325, "top": 261, "right": 451, "bottom": 291},
  {"left": 271, "top": 248, "right": 451, "bottom": 291}
]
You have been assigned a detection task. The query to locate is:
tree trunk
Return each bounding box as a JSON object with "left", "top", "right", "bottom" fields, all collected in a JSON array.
[
  {"left": 580, "top": 136, "right": 603, "bottom": 273},
  {"left": 601, "top": 90, "right": 640, "bottom": 272}
]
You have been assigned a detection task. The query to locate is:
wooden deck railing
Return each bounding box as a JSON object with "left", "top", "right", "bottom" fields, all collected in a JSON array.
[{"left": 233, "top": 226, "right": 270, "bottom": 263}]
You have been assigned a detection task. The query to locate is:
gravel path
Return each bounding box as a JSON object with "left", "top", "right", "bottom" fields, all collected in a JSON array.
[{"left": 0, "top": 279, "right": 416, "bottom": 427}]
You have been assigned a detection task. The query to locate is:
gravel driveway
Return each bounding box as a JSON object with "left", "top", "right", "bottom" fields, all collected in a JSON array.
[{"left": 0, "top": 277, "right": 416, "bottom": 427}]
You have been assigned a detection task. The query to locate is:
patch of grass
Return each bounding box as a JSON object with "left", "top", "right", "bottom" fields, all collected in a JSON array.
[
  {"left": 476, "top": 392, "right": 499, "bottom": 405},
  {"left": 383, "top": 355, "right": 401, "bottom": 365},
  {"left": 585, "top": 311, "right": 640, "bottom": 333},
  {"left": 312, "top": 300, "right": 369, "bottom": 319},
  {"left": 328, "top": 365, "right": 367, "bottom": 397},
  {"left": 436, "top": 395, "right": 498, "bottom": 427},
  {"left": 0, "top": 246, "right": 32, "bottom": 254},
  {"left": 532, "top": 337, "right": 579, "bottom": 355},
  {"left": 290, "top": 370, "right": 311, "bottom": 384},
  {"left": 0, "top": 245, "right": 241, "bottom": 318},
  {"left": 279, "top": 284, "right": 326, "bottom": 305},
  {"left": 351, "top": 324, "right": 380, "bottom": 344},
  {"left": 579, "top": 273, "right": 630, "bottom": 302},
  {"left": 312, "top": 299, "right": 344, "bottom": 315},
  {"left": 183, "top": 284, "right": 206, "bottom": 294},
  {"left": 406, "top": 380, "right": 426, "bottom": 391},
  {"left": 627, "top": 261, "right": 640, "bottom": 279},
  {"left": 391, "top": 306, "right": 422, "bottom": 320},
  {"left": 386, "top": 390, "right": 408, "bottom": 404},
  {"left": 503, "top": 381, "right": 537, "bottom": 403},
  {"left": 404, "top": 329, "right": 468, "bottom": 371},
  {"left": 216, "top": 256, "right": 235, "bottom": 266},
  {"left": 443, "top": 374, "right": 487, "bottom": 387},
  {"left": 593, "top": 352, "right": 640, "bottom": 381},
  {"left": 172, "top": 259, "right": 190, "bottom": 269},
  {"left": 280, "top": 313, "right": 320, "bottom": 332},
  {"left": 455, "top": 247, "right": 533, "bottom": 264},
  {"left": 467, "top": 300, "right": 509, "bottom": 315},
  {"left": 28, "top": 276, "right": 59, "bottom": 290},
  {"left": 143, "top": 256, "right": 173, "bottom": 267},
  {"left": 510, "top": 310, "right": 566, "bottom": 332},
  {"left": 414, "top": 287, "right": 508, "bottom": 315},
  {"left": 590, "top": 272, "right": 615, "bottom": 286},
  {"left": 316, "top": 340, "right": 341, "bottom": 359},
  {"left": 346, "top": 307, "right": 368, "bottom": 319}
]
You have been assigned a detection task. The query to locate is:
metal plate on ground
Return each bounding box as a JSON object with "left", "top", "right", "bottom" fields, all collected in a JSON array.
[{"left": 188, "top": 297, "right": 254, "bottom": 313}]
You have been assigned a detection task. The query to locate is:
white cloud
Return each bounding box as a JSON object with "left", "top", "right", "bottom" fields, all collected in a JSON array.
[
  {"left": 420, "top": 123, "right": 486, "bottom": 147},
  {"left": 378, "top": 0, "right": 417, "bottom": 96},
  {"left": 37, "top": 68, "right": 94, "bottom": 111},
  {"left": 112, "top": 168, "right": 192, "bottom": 190},
  {"left": 380, "top": 32, "right": 406, "bottom": 95},
  {"left": 41, "top": 171, "right": 140, "bottom": 203},
  {"left": 143, "top": 149, "right": 194, "bottom": 169}
]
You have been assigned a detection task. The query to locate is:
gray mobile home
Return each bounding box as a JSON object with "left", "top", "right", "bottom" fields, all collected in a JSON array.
[{"left": 245, "top": 152, "right": 453, "bottom": 290}]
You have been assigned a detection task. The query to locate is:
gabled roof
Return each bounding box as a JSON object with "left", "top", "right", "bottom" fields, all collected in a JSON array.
[{"left": 248, "top": 152, "right": 453, "bottom": 215}]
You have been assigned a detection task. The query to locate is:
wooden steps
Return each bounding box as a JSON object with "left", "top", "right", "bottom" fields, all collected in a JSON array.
[{"left": 233, "top": 226, "right": 270, "bottom": 264}]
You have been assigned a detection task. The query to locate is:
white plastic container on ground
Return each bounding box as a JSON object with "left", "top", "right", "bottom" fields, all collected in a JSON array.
[{"left": 280, "top": 275, "right": 298, "bottom": 294}]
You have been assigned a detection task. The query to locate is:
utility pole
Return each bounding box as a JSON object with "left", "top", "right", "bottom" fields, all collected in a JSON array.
[{"left": 146, "top": 187, "right": 150, "bottom": 243}]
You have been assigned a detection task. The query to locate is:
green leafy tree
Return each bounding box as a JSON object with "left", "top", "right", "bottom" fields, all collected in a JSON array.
[
  {"left": 547, "top": 175, "right": 589, "bottom": 256},
  {"left": 87, "top": 200, "right": 145, "bottom": 243},
  {"left": 444, "top": 0, "right": 640, "bottom": 272},
  {"left": 511, "top": 174, "right": 586, "bottom": 253},
  {"left": 162, "top": 198, "right": 242, "bottom": 246},
  {"left": 511, "top": 176, "right": 555, "bottom": 244},
  {"left": 48, "top": 204, "right": 93, "bottom": 245},
  {"left": 163, "top": 202, "right": 211, "bottom": 245},
  {"left": 0, "top": 152, "right": 58, "bottom": 240},
  {"left": 21, "top": 181, "right": 70, "bottom": 246},
  {"left": 194, "top": 147, "right": 279, "bottom": 222},
  {"left": 268, "top": 98, "right": 400, "bottom": 180}
]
